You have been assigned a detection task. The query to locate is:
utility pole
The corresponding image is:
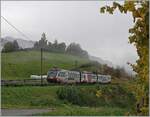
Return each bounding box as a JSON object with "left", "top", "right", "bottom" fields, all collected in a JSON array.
[{"left": 41, "top": 48, "right": 43, "bottom": 86}]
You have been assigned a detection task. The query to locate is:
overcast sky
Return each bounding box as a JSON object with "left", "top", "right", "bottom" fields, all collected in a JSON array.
[{"left": 1, "top": 1, "right": 138, "bottom": 72}]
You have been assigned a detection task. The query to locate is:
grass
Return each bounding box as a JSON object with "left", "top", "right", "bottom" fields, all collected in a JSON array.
[
  {"left": 36, "top": 105, "right": 129, "bottom": 116},
  {"left": 1, "top": 84, "right": 135, "bottom": 116},
  {"left": 1, "top": 86, "right": 61, "bottom": 109},
  {"left": 1, "top": 51, "right": 90, "bottom": 80}
]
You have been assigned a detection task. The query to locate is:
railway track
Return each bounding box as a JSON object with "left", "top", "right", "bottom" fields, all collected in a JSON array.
[
  {"left": 1, "top": 79, "right": 119, "bottom": 86},
  {"left": 1, "top": 79, "right": 49, "bottom": 86}
]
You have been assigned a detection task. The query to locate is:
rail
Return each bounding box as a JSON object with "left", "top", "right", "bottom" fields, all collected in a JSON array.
[
  {"left": 1, "top": 79, "right": 49, "bottom": 86},
  {"left": 1, "top": 79, "right": 118, "bottom": 86}
]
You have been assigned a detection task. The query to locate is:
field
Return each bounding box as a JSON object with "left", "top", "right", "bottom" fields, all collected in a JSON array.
[
  {"left": 1, "top": 84, "right": 135, "bottom": 116},
  {"left": 1, "top": 50, "right": 136, "bottom": 116},
  {"left": 1, "top": 51, "right": 90, "bottom": 80}
]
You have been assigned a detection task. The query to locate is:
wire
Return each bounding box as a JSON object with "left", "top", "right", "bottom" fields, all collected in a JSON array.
[{"left": 1, "top": 16, "right": 31, "bottom": 40}]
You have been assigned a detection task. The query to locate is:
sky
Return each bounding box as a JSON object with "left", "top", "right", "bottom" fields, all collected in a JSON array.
[{"left": 1, "top": 1, "right": 138, "bottom": 73}]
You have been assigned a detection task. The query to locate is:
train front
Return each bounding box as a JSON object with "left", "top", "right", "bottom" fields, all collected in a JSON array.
[{"left": 47, "top": 68, "right": 59, "bottom": 83}]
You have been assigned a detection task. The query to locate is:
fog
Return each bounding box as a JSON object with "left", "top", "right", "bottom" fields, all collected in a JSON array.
[{"left": 1, "top": 1, "right": 138, "bottom": 73}]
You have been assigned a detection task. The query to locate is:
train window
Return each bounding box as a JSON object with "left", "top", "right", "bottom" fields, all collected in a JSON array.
[
  {"left": 48, "top": 71, "right": 57, "bottom": 77},
  {"left": 58, "top": 72, "right": 61, "bottom": 77},
  {"left": 58, "top": 72, "right": 66, "bottom": 77}
]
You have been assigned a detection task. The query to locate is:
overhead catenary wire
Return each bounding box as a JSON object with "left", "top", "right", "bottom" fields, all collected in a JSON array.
[{"left": 1, "top": 16, "right": 31, "bottom": 40}]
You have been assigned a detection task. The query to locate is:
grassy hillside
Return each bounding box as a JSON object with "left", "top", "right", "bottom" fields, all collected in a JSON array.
[{"left": 1, "top": 51, "right": 90, "bottom": 80}]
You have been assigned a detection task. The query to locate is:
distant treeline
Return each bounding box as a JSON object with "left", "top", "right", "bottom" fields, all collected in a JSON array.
[
  {"left": 75, "top": 61, "right": 131, "bottom": 79},
  {"left": 2, "top": 33, "right": 88, "bottom": 58},
  {"left": 33, "top": 33, "right": 88, "bottom": 58}
]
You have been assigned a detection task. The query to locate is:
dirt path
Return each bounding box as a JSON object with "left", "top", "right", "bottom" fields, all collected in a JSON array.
[{"left": 1, "top": 108, "right": 54, "bottom": 116}]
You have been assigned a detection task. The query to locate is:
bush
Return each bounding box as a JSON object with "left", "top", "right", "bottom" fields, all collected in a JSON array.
[
  {"left": 57, "top": 86, "right": 82, "bottom": 105},
  {"left": 95, "top": 85, "right": 136, "bottom": 108},
  {"left": 57, "top": 85, "right": 136, "bottom": 108},
  {"left": 57, "top": 85, "right": 104, "bottom": 107}
]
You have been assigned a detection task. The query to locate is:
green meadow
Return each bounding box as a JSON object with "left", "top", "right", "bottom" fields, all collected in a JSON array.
[{"left": 1, "top": 51, "right": 90, "bottom": 80}]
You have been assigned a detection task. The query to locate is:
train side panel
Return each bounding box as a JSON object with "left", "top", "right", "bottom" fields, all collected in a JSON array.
[{"left": 67, "top": 71, "right": 80, "bottom": 83}]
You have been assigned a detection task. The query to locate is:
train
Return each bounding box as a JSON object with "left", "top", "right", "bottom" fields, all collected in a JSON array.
[{"left": 47, "top": 68, "right": 111, "bottom": 84}]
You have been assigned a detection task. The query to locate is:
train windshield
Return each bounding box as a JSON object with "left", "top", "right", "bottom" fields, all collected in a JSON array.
[{"left": 48, "top": 71, "right": 57, "bottom": 77}]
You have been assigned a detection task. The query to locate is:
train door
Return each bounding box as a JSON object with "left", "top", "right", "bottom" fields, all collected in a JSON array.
[{"left": 87, "top": 73, "right": 92, "bottom": 83}]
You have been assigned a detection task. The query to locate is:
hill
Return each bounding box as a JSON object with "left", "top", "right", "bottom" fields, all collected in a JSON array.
[{"left": 1, "top": 50, "right": 90, "bottom": 80}]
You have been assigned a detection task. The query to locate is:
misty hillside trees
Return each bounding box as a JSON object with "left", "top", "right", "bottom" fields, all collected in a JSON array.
[
  {"left": 2, "top": 33, "right": 88, "bottom": 58},
  {"left": 2, "top": 40, "right": 19, "bottom": 52},
  {"left": 34, "top": 33, "right": 88, "bottom": 58},
  {"left": 66, "top": 43, "right": 88, "bottom": 58}
]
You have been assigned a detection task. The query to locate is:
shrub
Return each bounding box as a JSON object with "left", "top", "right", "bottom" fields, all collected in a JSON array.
[
  {"left": 57, "top": 85, "right": 136, "bottom": 108},
  {"left": 95, "top": 85, "right": 136, "bottom": 108},
  {"left": 57, "top": 85, "right": 100, "bottom": 107}
]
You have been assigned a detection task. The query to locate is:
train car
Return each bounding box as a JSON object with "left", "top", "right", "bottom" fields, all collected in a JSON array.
[
  {"left": 67, "top": 71, "right": 80, "bottom": 83},
  {"left": 47, "top": 69, "right": 80, "bottom": 83},
  {"left": 97, "top": 75, "right": 111, "bottom": 83},
  {"left": 81, "top": 72, "right": 98, "bottom": 83}
]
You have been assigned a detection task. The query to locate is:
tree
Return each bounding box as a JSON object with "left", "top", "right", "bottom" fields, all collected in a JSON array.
[
  {"left": 47, "top": 42, "right": 52, "bottom": 51},
  {"left": 51, "top": 40, "right": 58, "bottom": 52},
  {"left": 2, "top": 40, "right": 19, "bottom": 52},
  {"left": 57, "top": 42, "right": 66, "bottom": 53},
  {"left": 2, "top": 42, "right": 15, "bottom": 52},
  {"left": 34, "top": 41, "right": 39, "bottom": 49},
  {"left": 115, "top": 67, "right": 121, "bottom": 78},
  {"left": 66, "top": 43, "right": 88, "bottom": 58},
  {"left": 13, "top": 40, "right": 19, "bottom": 51},
  {"left": 100, "top": 1, "right": 149, "bottom": 115},
  {"left": 34, "top": 33, "right": 48, "bottom": 50},
  {"left": 39, "top": 33, "right": 48, "bottom": 49}
]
